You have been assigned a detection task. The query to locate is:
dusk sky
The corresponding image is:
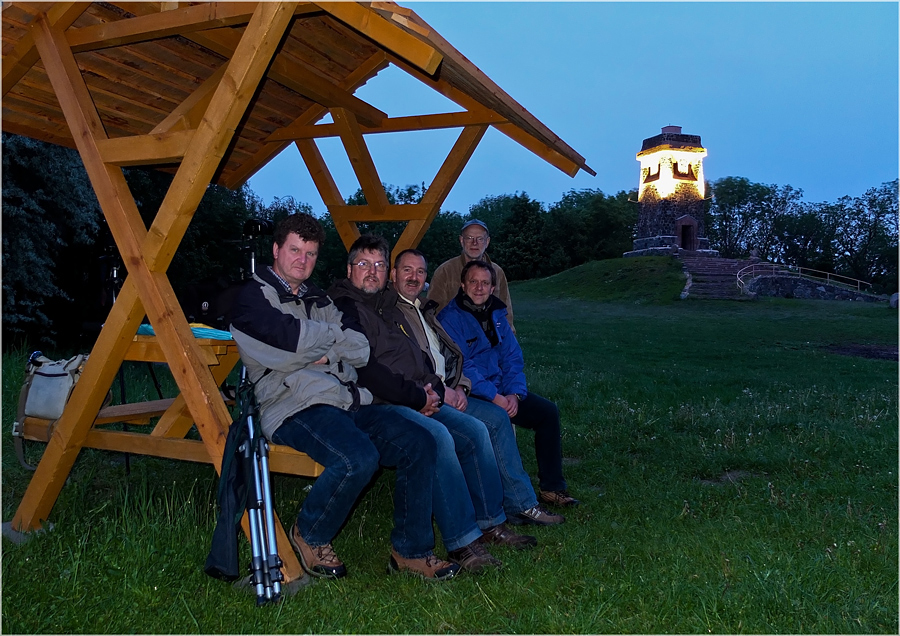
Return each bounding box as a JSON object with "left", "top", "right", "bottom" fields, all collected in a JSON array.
[{"left": 248, "top": 2, "right": 899, "bottom": 216}]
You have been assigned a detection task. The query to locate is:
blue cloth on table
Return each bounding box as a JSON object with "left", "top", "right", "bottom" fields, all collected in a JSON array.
[{"left": 136, "top": 323, "right": 233, "bottom": 341}]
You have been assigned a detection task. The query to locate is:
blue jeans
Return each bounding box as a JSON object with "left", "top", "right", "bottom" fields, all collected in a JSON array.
[
  {"left": 272, "top": 403, "right": 437, "bottom": 559},
  {"left": 465, "top": 397, "right": 538, "bottom": 515},
  {"left": 377, "top": 404, "right": 504, "bottom": 551},
  {"left": 511, "top": 392, "right": 567, "bottom": 493}
]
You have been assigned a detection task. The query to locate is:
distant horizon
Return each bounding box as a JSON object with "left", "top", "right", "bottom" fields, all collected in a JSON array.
[{"left": 247, "top": 2, "right": 899, "bottom": 216}]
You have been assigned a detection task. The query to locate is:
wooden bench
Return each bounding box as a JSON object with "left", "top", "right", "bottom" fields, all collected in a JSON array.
[{"left": 18, "top": 337, "right": 323, "bottom": 477}]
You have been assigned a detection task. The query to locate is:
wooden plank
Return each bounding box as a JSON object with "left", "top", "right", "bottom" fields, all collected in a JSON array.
[
  {"left": 66, "top": 3, "right": 262, "bottom": 53},
  {"left": 330, "top": 203, "right": 430, "bottom": 223},
  {"left": 96, "top": 129, "right": 195, "bottom": 166},
  {"left": 20, "top": 424, "right": 322, "bottom": 477},
  {"left": 221, "top": 50, "right": 388, "bottom": 188},
  {"left": 186, "top": 27, "right": 386, "bottom": 128},
  {"left": 330, "top": 106, "right": 389, "bottom": 215},
  {"left": 2, "top": 2, "right": 89, "bottom": 97},
  {"left": 266, "top": 109, "right": 507, "bottom": 142},
  {"left": 150, "top": 64, "right": 227, "bottom": 134},
  {"left": 313, "top": 2, "right": 441, "bottom": 75}
]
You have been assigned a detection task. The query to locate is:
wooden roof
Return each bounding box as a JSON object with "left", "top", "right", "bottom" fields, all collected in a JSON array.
[{"left": 2, "top": 1, "right": 595, "bottom": 189}]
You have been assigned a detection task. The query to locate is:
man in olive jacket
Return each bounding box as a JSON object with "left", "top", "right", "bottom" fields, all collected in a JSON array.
[{"left": 427, "top": 219, "right": 514, "bottom": 331}]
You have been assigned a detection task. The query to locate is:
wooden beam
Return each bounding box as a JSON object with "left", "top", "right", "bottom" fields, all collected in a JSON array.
[
  {"left": 150, "top": 64, "right": 227, "bottom": 134},
  {"left": 313, "top": 2, "right": 442, "bottom": 75},
  {"left": 393, "top": 124, "right": 487, "bottom": 257},
  {"left": 1, "top": 3, "right": 89, "bottom": 97},
  {"left": 266, "top": 109, "right": 507, "bottom": 142},
  {"left": 95, "top": 129, "right": 195, "bottom": 166},
  {"left": 143, "top": 2, "right": 298, "bottom": 273},
  {"left": 186, "top": 27, "right": 387, "bottom": 128},
  {"left": 21, "top": 424, "right": 323, "bottom": 477},
  {"left": 330, "top": 106, "right": 390, "bottom": 215},
  {"left": 62, "top": 3, "right": 319, "bottom": 53},
  {"left": 329, "top": 203, "right": 431, "bottom": 223},
  {"left": 388, "top": 53, "right": 590, "bottom": 178},
  {"left": 221, "top": 50, "right": 388, "bottom": 189},
  {"left": 294, "top": 137, "right": 360, "bottom": 249}
]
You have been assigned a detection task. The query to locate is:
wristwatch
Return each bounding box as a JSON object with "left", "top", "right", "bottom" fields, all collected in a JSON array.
[{"left": 514, "top": 393, "right": 525, "bottom": 401}]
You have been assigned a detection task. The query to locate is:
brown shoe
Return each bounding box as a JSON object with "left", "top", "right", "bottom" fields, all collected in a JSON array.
[
  {"left": 479, "top": 523, "right": 537, "bottom": 550},
  {"left": 509, "top": 504, "right": 565, "bottom": 526},
  {"left": 289, "top": 523, "right": 346, "bottom": 579},
  {"left": 447, "top": 541, "right": 502, "bottom": 573},
  {"left": 540, "top": 489, "right": 581, "bottom": 508},
  {"left": 389, "top": 550, "right": 459, "bottom": 581}
]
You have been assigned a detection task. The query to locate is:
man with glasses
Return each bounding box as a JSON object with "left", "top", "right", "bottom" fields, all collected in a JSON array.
[
  {"left": 230, "top": 214, "right": 459, "bottom": 582},
  {"left": 438, "top": 260, "right": 580, "bottom": 510},
  {"left": 427, "top": 219, "right": 515, "bottom": 331},
  {"left": 329, "top": 235, "right": 552, "bottom": 574}
]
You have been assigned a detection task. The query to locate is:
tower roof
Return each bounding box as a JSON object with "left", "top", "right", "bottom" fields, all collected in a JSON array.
[{"left": 638, "top": 127, "right": 704, "bottom": 155}]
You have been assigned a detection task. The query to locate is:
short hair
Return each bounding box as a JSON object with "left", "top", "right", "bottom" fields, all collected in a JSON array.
[
  {"left": 393, "top": 248, "right": 427, "bottom": 270},
  {"left": 347, "top": 233, "right": 390, "bottom": 265},
  {"left": 461, "top": 260, "right": 496, "bottom": 286},
  {"left": 274, "top": 213, "right": 326, "bottom": 248}
]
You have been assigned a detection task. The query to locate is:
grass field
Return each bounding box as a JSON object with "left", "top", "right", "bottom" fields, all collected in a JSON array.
[{"left": 2, "top": 258, "right": 897, "bottom": 633}]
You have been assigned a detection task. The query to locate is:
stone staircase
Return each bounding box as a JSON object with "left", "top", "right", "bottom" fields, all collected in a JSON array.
[{"left": 678, "top": 254, "right": 752, "bottom": 300}]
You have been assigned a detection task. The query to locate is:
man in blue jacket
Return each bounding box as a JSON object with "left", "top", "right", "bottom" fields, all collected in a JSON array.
[{"left": 438, "top": 260, "right": 579, "bottom": 509}]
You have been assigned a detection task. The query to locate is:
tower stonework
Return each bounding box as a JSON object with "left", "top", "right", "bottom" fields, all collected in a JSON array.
[{"left": 624, "top": 126, "right": 718, "bottom": 257}]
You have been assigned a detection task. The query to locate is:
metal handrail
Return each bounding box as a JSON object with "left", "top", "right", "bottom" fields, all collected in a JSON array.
[{"left": 736, "top": 263, "right": 873, "bottom": 293}]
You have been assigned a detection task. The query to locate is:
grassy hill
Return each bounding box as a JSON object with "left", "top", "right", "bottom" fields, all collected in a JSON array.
[
  {"left": 2, "top": 273, "right": 897, "bottom": 634},
  {"left": 514, "top": 256, "right": 685, "bottom": 304}
]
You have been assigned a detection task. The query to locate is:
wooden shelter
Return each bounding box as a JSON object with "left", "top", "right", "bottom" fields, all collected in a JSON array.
[{"left": 2, "top": 1, "right": 594, "bottom": 582}]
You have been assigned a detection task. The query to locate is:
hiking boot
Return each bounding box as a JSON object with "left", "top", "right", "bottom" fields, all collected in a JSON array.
[
  {"left": 539, "top": 489, "right": 581, "bottom": 508},
  {"left": 389, "top": 550, "right": 459, "bottom": 581},
  {"left": 479, "top": 523, "right": 537, "bottom": 550},
  {"left": 509, "top": 504, "right": 565, "bottom": 526},
  {"left": 447, "top": 540, "right": 503, "bottom": 574},
  {"left": 289, "top": 522, "right": 347, "bottom": 579}
]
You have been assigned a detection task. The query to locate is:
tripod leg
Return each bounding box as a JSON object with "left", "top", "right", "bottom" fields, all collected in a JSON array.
[
  {"left": 257, "top": 437, "right": 283, "bottom": 600},
  {"left": 242, "top": 437, "right": 269, "bottom": 605}
]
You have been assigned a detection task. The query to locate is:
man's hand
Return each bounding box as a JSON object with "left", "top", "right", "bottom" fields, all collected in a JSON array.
[
  {"left": 420, "top": 383, "right": 441, "bottom": 416},
  {"left": 312, "top": 355, "right": 329, "bottom": 365},
  {"left": 492, "top": 393, "right": 509, "bottom": 413},
  {"left": 443, "top": 386, "right": 468, "bottom": 412},
  {"left": 503, "top": 394, "right": 519, "bottom": 418}
]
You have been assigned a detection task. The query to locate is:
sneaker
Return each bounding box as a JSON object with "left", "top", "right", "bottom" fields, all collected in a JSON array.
[
  {"left": 540, "top": 489, "right": 581, "bottom": 508},
  {"left": 447, "top": 541, "right": 503, "bottom": 574},
  {"left": 479, "top": 523, "right": 537, "bottom": 550},
  {"left": 509, "top": 504, "right": 565, "bottom": 526},
  {"left": 389, "top": 550, "right": 459, "bottom": 581},
  {"left": 289, "top": 522, "right": 347, "bottom": 579}
]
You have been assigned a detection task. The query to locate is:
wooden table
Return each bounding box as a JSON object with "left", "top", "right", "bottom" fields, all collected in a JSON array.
[{"left": 13, "top": 334, "right": 322, "bottom": 582}]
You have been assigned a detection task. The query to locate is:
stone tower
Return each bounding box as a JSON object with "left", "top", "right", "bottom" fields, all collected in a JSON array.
[{"left": 624, "top": 125, "right": 717, "bottom": 257}]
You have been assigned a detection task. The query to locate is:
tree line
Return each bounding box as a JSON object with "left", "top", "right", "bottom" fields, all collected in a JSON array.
[{"left": 3, "top": 132, "right": 896, "bottom": 350}]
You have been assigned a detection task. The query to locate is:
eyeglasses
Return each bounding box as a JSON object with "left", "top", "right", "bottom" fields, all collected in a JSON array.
[
  {"left": 354, "top": 260, "right": 387, "bottom": 272},
  {"left": 462, "top": 235, "right": 487, "bottom": 244}
]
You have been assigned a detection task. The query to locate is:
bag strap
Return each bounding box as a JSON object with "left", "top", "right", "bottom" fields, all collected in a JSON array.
[{"left": 12, "top": 361, "right": 39, "bottom": 471}]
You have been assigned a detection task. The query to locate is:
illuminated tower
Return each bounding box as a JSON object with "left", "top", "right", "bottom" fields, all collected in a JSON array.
[{"left": 624, "top": 125, "right": 717, "bottom": 257}]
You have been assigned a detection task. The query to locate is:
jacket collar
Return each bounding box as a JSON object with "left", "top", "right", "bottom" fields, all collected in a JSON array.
[{"left": 258, "top": 266, "right": 330, "bottom": 309}]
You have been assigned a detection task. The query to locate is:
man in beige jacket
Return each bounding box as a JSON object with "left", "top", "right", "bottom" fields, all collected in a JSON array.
[{"left": 427, "top": 219, "right": 514, "bottom": 332}]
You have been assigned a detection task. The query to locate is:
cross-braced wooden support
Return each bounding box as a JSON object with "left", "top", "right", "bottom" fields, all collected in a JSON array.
[{"left": 11, "top": 2, "right": 306, "bottom": 582}]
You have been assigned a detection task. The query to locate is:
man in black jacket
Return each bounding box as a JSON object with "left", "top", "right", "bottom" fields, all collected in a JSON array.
[{"left": 329, "top": 235, "right": 545, "bottom": 573}]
